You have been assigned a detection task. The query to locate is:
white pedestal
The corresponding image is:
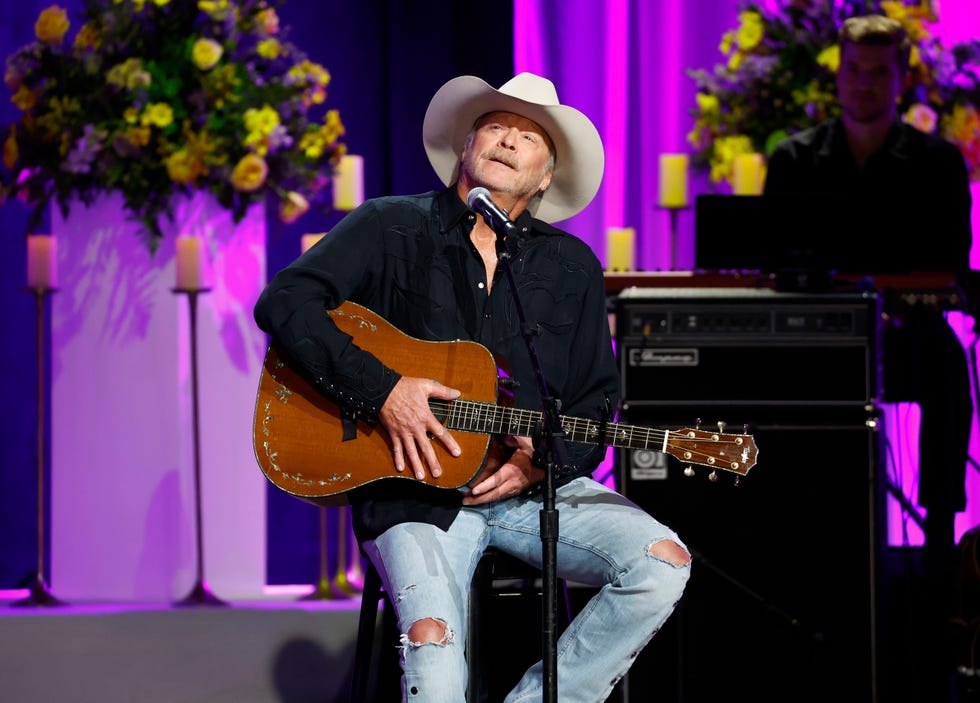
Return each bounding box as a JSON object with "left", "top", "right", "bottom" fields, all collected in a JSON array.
[{"left": 50, "top": 193, "right": 268, "bottom": 602}]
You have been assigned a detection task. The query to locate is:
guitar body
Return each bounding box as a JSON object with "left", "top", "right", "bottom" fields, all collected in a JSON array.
[{"left": 253, "top": 302, "right": 500, "bottom": 505}]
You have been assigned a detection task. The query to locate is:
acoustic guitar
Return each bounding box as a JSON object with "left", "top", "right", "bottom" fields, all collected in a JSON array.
[{"left": 252, "top": 301, "right": 758, "bottom": 505}]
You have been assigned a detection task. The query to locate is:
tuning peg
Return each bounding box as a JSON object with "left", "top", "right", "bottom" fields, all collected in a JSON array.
[
  {"left": 709, "top": 470, "right": 718, "bottom": 482},
  {"left": 695, "top": 418, "right": 702, "bottom": 430},
  {"left": 717, "top": 421, "right": 727, "bottom": 433},
  {"left": 734, "top": 477, "right": 741, "bottom": 487},
  {"left": 684, "top": 466, "right": 695, "bottom": 477}
]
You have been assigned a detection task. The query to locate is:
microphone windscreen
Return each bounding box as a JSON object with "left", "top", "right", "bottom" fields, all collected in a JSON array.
[{"left": 466, "top": 187, "right": 491, "bottom": 210}]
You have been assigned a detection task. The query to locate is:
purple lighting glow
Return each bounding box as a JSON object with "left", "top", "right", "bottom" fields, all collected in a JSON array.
[{"left": 514, "top": 0, "right": 980, "bottom": 545}]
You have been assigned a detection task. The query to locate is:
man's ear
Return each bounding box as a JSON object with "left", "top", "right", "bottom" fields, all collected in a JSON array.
[{"left": 538, "top": 170, "right": 553, "bottom": 195}]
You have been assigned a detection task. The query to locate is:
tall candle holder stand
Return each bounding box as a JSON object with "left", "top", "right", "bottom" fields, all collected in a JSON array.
[
  {"left": 657, "top": 204, "right": 690, "bottom": 271},
  {"left": 173, "top": 287, "right": 227, "bottom": 607},
  {"left": 301, "top": 505, "right": 347, "bottom": 600},
  {"left": 330, "top": 505, "right": 362, "bottom": 595},
  {"left": 13, "top": 287, "right": 65, "bottom": 608},
  {"left": 303, "top": 505, "right": 362, "bottom": 600},
  {"left": 345, "top": 512, "right": 365, "bottom": 593}
]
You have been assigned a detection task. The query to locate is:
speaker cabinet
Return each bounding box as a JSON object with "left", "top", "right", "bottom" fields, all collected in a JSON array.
[
  {"left": 616, "top": 418, "right": 885, "bottom": 703},
  {"left": 610, "top": 288, "right": 887, "bottom": 702}
]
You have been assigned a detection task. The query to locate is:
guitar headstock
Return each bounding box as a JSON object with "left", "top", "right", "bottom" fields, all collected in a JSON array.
[{"left": 664, "top": 426, "right": 758, "bottom": 478}]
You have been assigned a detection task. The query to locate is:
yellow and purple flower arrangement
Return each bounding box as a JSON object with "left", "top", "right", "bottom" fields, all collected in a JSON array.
[
  {"left": 1, "top": 0, "right": 346, "bottom": 251},
  {"left": 688, "top": 0, "right": 980, "bottom": 187}
]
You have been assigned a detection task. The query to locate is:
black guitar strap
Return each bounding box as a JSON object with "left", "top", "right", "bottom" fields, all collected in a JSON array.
[{"left": 340, "top": 407, "right": 358, "bottom": 441}]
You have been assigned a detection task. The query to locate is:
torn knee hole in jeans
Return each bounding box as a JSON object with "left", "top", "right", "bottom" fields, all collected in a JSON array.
[
  {"left": 401, "top": 617, "right": 455, "bottom": 648},
  {"left": 646, "top": 538, "right": 691, "bottom": 566}
]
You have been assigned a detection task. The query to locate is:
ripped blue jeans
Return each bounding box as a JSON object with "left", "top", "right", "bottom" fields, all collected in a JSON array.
[{"left": 360, "top": 476, "right": 691, "bottom": 703}]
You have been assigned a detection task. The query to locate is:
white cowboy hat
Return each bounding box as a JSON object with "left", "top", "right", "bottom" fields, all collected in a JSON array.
[{"left": 422, "top": 72, "right": 604, "bottom": 224}]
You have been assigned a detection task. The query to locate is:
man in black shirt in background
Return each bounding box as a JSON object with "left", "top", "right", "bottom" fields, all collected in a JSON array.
[{"left": 765, "top": 14, "right": 973, "bottom": 702}]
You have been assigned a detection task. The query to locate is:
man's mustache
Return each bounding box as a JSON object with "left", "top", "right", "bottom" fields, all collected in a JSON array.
[{"left": 482, "top": 148, "right": 518, "bottom": 169}]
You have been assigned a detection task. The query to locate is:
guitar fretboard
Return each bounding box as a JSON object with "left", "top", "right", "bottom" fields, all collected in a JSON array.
[{"left": 432, "top": 398, "right": 670, "bottom": 452}]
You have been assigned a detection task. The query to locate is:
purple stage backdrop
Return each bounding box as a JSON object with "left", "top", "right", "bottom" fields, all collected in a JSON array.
[
  {"left": 0, "top": 0, "right": 978, "bottom": 593},
  {"left": 515, "top": 0, "right": 980, "bottom": 547}
]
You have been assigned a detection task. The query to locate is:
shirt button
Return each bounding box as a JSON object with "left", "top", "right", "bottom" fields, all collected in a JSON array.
[{"left": 478, "top": 282, "right": 485, "bottom": 289}]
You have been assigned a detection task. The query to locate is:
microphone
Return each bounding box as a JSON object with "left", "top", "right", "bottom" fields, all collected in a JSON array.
[{"left": 466, "top": 187, "right": 517, "bottom": 239}]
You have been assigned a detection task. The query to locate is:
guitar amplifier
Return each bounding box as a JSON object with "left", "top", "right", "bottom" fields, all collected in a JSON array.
[
  {"left": 612, "top": 287, "right": 887, "bottom": 703},
  {"left": 615, "top": 287, "right": 881, "bottom": 424}
]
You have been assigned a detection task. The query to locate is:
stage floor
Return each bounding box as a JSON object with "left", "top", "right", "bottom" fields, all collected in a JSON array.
[
  {"left": 1, "top": 553, "right": 973, "bottom": 703},
  {"left": 0, "top": 587, "right": 367, "bottom": 703}
]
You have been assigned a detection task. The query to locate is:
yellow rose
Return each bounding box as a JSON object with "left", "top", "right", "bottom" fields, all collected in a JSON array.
[
  {"left": 192, "top": 38, "right": 224, "bottom": 71},
  {"left": 165, "top": 149, "right": 204, "bottom": 185},
  {"left": 35, "top": 5, "right": 70, "bottom": 46},
  {"left": 816, "top": 45, "right": 839, "bottom": 73},
  {"left": 880, "top": 1, "right": 907, "bottom": 21},
  {"left": 909, "top": 45, "right": 921, "bottom": 69},
  {"left": 244, "top": 105, "right": 280, "bottom": 135},
  {"left": 12, "top": 85, "right": 36, "bottom": 111},
  {"left": 695, "top": 93, "right": 720, "bottom": 116},
  {"left": 719, "top": 30, "right": 733, "bottom": 55},
  {"left": 73, "top": 21, "right": 99, "bottom": 51},
  {"left": 300, "top": 130, "right": 325, "bottom": 159},
  {"left": 124, "top": 125, "right": 152, "bottom": 147},
  {"left": 257, "top": 38, "right": 282, "bottom": 60},
  {"left": 198, "top": 0, "right": 231, "bottom": 20},
  {"left": 107, "top": 58, "right": 151, "bottom": 90},
  {"left": 3, "top": 127, "right": 18, "bottom": 170},
  {"left": 140, "top": 103, "right": 174, "bottom": 129},
  {"left": 942, "top": 104, "right": 980, "bottom": 144},
  {"left": 735, "top": 11, "right": 764, "bottom": 52},
  {"left": 278, "top": 191, "right": 310, "bottom": 224},
  {"left": 230, "top": 153, "right": 268, "bottom": 192}
]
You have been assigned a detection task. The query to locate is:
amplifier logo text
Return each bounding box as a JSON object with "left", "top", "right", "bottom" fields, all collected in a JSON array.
[{"left": 627, "top": 348, "right": 699, "bottom": 367}]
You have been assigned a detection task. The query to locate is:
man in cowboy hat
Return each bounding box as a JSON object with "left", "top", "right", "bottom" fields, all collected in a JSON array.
[{"left": 255, "top": 72, "right": 690, "bottom": 702}]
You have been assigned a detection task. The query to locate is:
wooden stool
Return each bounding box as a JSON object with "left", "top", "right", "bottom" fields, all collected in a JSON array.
[{"left": 349, "top": 547, "right": 572, "bottom": 702}]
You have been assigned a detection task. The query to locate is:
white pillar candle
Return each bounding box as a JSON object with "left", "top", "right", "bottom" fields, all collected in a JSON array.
[
  {"left": 301, "top": 233, "right": 325, "bottom": 253},
  {"left": 333, "top": 154, "right": 364, "bottom": 211},
  {"left": 27, "top": 234, "right": 57, "bottom": 290},
  {"left": 732, "top": 153, "right": 765, "bottom": 195},
  {"left": 658, "top": 154, "right": 689, "bottom": 208},
  {"left": 175, "top": 236, "right": 204, "bottom": 290},
  {"left": 606, "top": 227, "right": 636, "bottom": 272}
]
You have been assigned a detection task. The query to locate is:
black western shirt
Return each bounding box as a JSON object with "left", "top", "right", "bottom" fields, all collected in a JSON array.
[{"left": 254, "top": 187, "right": 621, "bottom": 541}]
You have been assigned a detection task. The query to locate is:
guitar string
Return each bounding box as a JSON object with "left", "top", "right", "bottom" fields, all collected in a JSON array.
[
  {"left": 424, "top": 399, "right": 753, "bottom": 472},
  {"left": 427, "top": 399, "right": 747, "bottom": 450}
]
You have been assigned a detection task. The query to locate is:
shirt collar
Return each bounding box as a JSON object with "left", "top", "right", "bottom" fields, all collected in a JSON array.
[
  {"left": 820, "top": 117, "right": 910, "bottom": 162},
  {"left": 435, "top": 186, "right": 548, "bottom": 239}
]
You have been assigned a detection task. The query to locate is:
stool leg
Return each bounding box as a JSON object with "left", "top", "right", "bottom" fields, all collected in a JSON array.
[
  {"left": 467, "top": 551, "right": 497, "bottom": 703},
  {"left": 466, "top": 548, "right": 574, "bottom": 702},
  {"left": 351, "top": 562, "right": 383, "bottom": 703}
]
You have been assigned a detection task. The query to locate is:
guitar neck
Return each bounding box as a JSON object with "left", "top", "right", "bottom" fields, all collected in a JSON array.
[{"left": 437, "top": 398, "right": 668, "bottom": 452}]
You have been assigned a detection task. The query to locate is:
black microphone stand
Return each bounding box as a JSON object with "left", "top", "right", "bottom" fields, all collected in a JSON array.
[{"left": 485, "top": 213, "right": 570, "bottom": 703}]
